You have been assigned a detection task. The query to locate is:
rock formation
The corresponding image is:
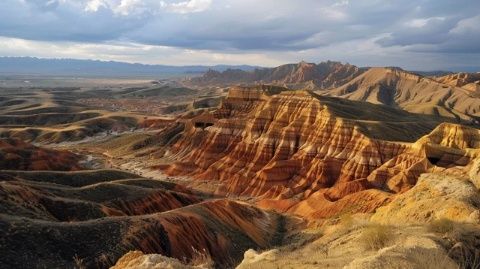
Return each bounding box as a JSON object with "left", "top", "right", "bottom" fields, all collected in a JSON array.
[
  {"left": 189, "top": 61, "right": 366, "bottom": 90},
  {"left": 110, "top": 251, "right": 209, "bottom": 269},
  {"left": 322, "top": 67, "right": 480, "bottom": 121},
  {"left": 0, "top": 169, "right": 281, "bottom": 268},
  {"left": 371, "top": 173, "right": 480, "bottom": 224},
  {"left": 160, "top": 86, "right": 480, "bottom": 219},
  {"left": 0, "top": 138, "right": 81, "bottom": 170},
  {"left": 435, "top": 72, "right": 480, "bottom": 90}
]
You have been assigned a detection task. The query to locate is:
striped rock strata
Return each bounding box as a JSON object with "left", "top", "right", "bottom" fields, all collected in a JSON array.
[{"left": 162, "top": 86, "right": 480, "bottom": 219}]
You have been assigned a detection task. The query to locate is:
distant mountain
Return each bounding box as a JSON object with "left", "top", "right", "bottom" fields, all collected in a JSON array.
[
  {"left": 0, "top": 57, "right": 259, "bottom": 78},
  {"left": 412, "top": 70, "right": 454, "bottom": 77},
  {"left": 188, "top": 61, "right": 367, "bottom": 89}
]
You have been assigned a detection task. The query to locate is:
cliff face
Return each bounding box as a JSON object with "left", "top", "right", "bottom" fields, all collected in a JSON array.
[
  {"left": 189, "top": 61, "right": 366, "bottom": 90},
  {"left": 162, "top": 86, "right": 463, "bottom": 219}
]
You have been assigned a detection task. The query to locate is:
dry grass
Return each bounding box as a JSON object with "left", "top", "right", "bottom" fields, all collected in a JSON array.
[
  {"left": 428, "top": 218, "right": 455, "bottom": 234},
  {"left": 189, "top": 247, "right": 214, "bottom": 267},
  {"left": 314, "top": 244, "right": 329, "bottom": 258},
  {"left": 359, "top": 224, "right": 393, "bottom": 250},
  {"left": 73, "top": 254, "right": 85, "bottom": 269},
  {"left": 446, "top": 225, "right": 480, "bottom": 269},
  {"left": 96, "top": 253, "right": 113, "bottom": 268},
  {"left": 457, "top": 250, "right": 480, "bottom": 269}
]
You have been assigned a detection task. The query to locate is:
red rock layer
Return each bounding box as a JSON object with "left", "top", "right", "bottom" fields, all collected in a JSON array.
[
  {"left": 0, "top": 176, "right": 200, "bottom": 221},
  {"left": 0, "top": 138, "right": 81, "bottom": 170},
  {"left": 162, "top": 88, "right": 444, "bottom": 219},
  {"left": 1, "top": 198, "right": 279, "bottom": 269},
  {"left": 128, "top": 200, "right": 277, "bottom": 265},
  {"left": 107, "top": 190, "right": 200, "bottom": 216},
  {"left": 162, "top": 86, "right": 480, "bottom": 219}
]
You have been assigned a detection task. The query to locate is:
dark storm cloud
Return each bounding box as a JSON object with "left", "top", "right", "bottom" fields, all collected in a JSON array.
[
  {"left": 373, "top": 0, "right": 480, "bottom": 54},
  {"left": 0, "top": 0, "right": 479, "bottom": 68}
]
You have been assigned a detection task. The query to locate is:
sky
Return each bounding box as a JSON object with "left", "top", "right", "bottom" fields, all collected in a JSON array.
[{"left": 0, "top": 0, "right": 479, "bottom": 70}]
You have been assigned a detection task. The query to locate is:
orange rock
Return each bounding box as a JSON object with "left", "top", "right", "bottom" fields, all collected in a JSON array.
[{"left": 160, "top": 86, "right": 480, "bottom": 220}]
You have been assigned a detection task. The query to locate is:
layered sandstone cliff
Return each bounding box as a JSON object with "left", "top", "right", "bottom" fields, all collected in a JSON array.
[{"left": 160, "top": 86, "right": 478, "bottom": 219}]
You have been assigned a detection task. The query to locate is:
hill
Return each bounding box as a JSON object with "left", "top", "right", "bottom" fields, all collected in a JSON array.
[
  {"left": 322, "top": 67, "right": 480, "bottom": 121},
  {"left": 153, "top": 86, "right": 468, "bottom": 220},
  {"left": 434, "top": 72, "right": 480, "bottom": 92},
  {"left": 189, "top": 61, "right": 367, "bottom": 89}
]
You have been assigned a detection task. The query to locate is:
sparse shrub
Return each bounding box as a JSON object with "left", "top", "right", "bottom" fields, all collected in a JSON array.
[
  {"left": 97, "top": 253, "right": 112, "bottom": 268},
  {"left": 189, "top": 247, "right": 214, "bottom": 267},
  {"left": 428, "top": 218, "right": 455, "bottom": 234},
  {"left": 458, "top": 249, "right": 480, "bottom": 269},
  {"left": 445, "top": 225, "right": 480, "bottom": 269},
  {"left": 315, "top": 244, "right": 329, "bottom": 257},
  {"left": 73, "top": 254, "right": 85, "bottom": 269},
  {"left": 359, "top": 224, "right": 392, "bottom": 250},
  {"left": 449, "top": 242, "right": 480, "bottom": 269}
]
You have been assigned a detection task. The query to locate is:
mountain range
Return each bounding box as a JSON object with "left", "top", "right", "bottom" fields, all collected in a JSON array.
[{"left": 0, "top": 57, "right": 259, "bottom": 77}]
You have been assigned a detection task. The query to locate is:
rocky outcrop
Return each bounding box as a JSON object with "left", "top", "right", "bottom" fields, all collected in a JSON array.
[
  {"left": 371, "top": 173, "right": 480, "bottom": 224},
  {"left": 417, "top": 122, "right": 480, "bottom": 150},
  {"left": 435, "top": 72, "right": 480, "bottom": 89},
  {"left": 162, "top": 87, "right": 469, "bottom": 219},
  {"left": 189, "top": 61, "right": 366, "bottom": 90},
  {"left": 110, "top": 251, "right": 210, "bottom": 269}
]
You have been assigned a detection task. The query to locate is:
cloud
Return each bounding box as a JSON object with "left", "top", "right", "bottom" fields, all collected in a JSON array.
[
  {"left": 84, "top": 0, "right": 108, "bottom": 12},
  {"left": 450, "top": 15, "right": 480, "bottom": 34},
  {"left": 0, "top": 36, "right": 284, "bottom": 66},
  {"left": 114, "top": 0, "right": 144, "bottom": 16},
  {"left": 82, "top": 0, "right": 212, "bottom": 15},
  {"left": 161, "top": 0, "right": 212, "bottom": 14},
  {"left": 405, "top": 17, "right": 445, "bottom": 28},
  {"left": 0, "top": 0, "right": 479, "bottom": 69}
]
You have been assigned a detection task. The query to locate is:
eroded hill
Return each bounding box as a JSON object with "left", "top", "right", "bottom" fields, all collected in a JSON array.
[
  {"left": 148, "top": 86, "right": 479, "bottom": 223},
  {"left": 2, "top": 76, "right": 480, "bottom": 269},
  {"left": 0, "top": 168, "right": 283, "bottom": 268},
  {"left": 322, "top": 67, "right": 480, "bottom": 122}
]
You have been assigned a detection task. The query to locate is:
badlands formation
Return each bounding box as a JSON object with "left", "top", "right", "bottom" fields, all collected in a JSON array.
[
  {"left": 162, "top": 85, "right": 480, "bottom": 221},
  {"left": 113, "top": 81, "right": 480, "bottom": 267},
  {"left": 1, "top": 62, "right": 480, "bottom": 269},
  {"left": 323, "top": 67, "right": 480, "bottom": 121}
]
